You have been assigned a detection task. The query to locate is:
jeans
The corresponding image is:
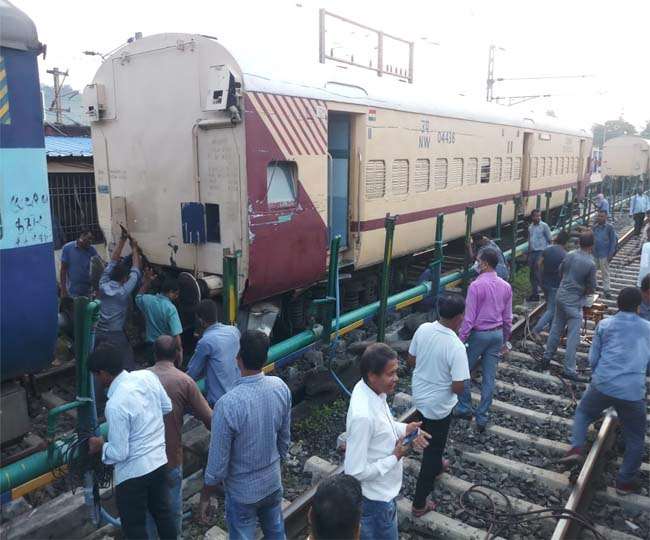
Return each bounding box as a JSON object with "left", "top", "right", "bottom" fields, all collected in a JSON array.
[
  {"left": 145, "top": 466, "right": 182, "bottom": 540},
  {"left": 543, "top": 300, "right": 582, "bottom": 375},
  {"left": 528, "top": 251, "right": 543, "bottom": 296},
  {"left": 456, "top": 329, "right": 503, "bottom": 427},
  {"left": 633, "top": 212, "right": 645, "bottom": 235},
  {"left": 571, "top": 386, "right": 646, "bottom": 484},
  {"left": 360, "top": 497, "right": 398, "bottom": 540},
  {"left": 595, "top": 257, "right": 611, "bottom": 294},
  {"left": 225, "top": 487, "right": 285, "bottom": 540},
  {"left": 115, "top": 465, "right": 177, "bottom": 540},
  {"left": 533, "top": 287, "right": 557, "bottom": 333},
  {"left": 413, "top": 413, "right": 452, "bottom": 508}
]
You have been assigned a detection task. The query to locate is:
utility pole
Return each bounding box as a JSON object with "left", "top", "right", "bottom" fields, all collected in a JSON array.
[
  {"left": 486, "top": 45, "right": 496, "bottom": 102},
  {"left": 46, "top": 67, "right": 69, "bottom": 124}
]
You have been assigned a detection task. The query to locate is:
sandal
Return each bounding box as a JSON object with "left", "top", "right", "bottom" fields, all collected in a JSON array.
[{"left": 412, "top": 499, "right": 437, "bottom": 518}]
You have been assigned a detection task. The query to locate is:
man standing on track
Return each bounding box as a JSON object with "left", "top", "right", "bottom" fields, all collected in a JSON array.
[
  {"left": 454, "top": 249, "right": 512, "bottom": 433},
  {"left": 186, "top": 299, "right": 241, "bottom": 408},
  {"left": 199, "top": 330, "right": 291, "bottom": 540},
  {"left": 60, "top": 229, "right": 98, "bottom": 298},
  {"left": 527, "top": 209, "right": 553, "bottom": 301},
  {"left": 541, "top": 232, "right": 597, "bottom": 382},
  {"left": 469, "top": 234, "right": 509, "bottom": 281},
  {"left": 408, "top": 293, "right": 469, "bottom": 517},
  {"left": 95, "top": 230, "right": 142, "bottom": 370},
  {"left": 146, "top": 335, "right": 212, "bottom": 539},
  {"left": 559, "top": 287, "right": 650, "bottom": 495},
  {"left": 344, "top": 343, "right": 429, "bottom": 540},
  {"left": 591, "top": 209, "right": 618, "bottom": 299},
  {"left": 87, "top": 346, "right": 177, "bottom": 540},
  {"left": 630, "top": 186, "right": 649, "bottom": 236},
  {"left": 531, "top": 230, "right": 569, "bottom": 341}
]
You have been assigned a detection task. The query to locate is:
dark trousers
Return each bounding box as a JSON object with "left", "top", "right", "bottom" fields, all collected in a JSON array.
[
  {"left": 413, "top": 412, "right": 452, "bottom": 508},
  {"left": 115, "top": 465, "right": 177, "bottom": 540},
  {"left": 633, "top": 213, "right": 645, "bottom": 235},
  {"left": 528, "top": 251, "right": 543, "bottom": 296}
]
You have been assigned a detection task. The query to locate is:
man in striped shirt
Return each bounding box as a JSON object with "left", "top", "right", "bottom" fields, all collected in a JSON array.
[{"left": 199, "top": 330, "right": 291, "bottom": 539}]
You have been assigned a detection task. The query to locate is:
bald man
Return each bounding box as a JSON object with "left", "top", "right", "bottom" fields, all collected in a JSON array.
[{"left": 145, "top": 335, "right": 212, "bottom": 539}]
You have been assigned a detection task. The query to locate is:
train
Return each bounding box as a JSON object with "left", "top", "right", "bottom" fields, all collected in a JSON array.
[
  {"left": 82, "top": 33, "right": 593, "bottom": 332},
  {"left": 602, "top": 135, "right": 650, "bottom": 179},
  {"left": 0, "top": 2, "right": 58, "bottom": 384}
]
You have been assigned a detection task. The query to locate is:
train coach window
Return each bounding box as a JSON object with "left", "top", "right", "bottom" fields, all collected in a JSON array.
[
  {"left": 267, "top": 161, "right": 297, "bottom": 206},
  {"left": 205, "top": 203, "right": 221, "bottom": 243},
  {"left": 503, "top": 158, "right": 513, "bottom": 182},
  {"left": 464, "top": 158, "right": 478, "bottom": 185},
  {"left": 365, "top": 160, "right": 386, "bottom": 199},
  {"left": 530, "top": 157, "right": 538, "bottom": 179},
  {"left": 480, "top": 158, "right": 490, "bottom": 183},
  {"left": 513, "top": 157, "right": 521, "bottom": 182},
  {"left": 449, "top": 158, "right": 463, "bottom": 188},
  {"left": 414, "top": 159, "right": 430, "bottom": 192},
  {"left": 554, "top": 157, "right": 559, "bottom": 175},
  {"left": 540, "top": 158, "right": 546, "bottom": 177},
  {"left": 434, "top": 158, "right": 448, "bottom": 190},
  {"left": 491, "top": 157, "right": 502, "bottom": 183},
  {"left": 391, "top": 160, "right": 409, "bottom": 196}
]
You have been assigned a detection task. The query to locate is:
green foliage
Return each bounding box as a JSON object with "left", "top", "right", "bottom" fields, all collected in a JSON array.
[
  {"left": 640, "top": 120, "right": 650, "bottom": 139},
  {"left": 511, "top": 266, "right": 532, "bottom": 307},
  {"left": 293, "top": 398, "right": 348, "bottom": 438},
  {"left": 592, "top": 118, "right": 637, "bottom": 147}
]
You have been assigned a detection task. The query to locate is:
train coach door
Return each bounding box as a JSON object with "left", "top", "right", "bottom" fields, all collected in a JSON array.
[{"left": 327, "top": 113, "right": 350, "bottom": 247}]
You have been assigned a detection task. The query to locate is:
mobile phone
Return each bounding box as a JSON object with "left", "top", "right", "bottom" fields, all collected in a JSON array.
[{"left": 403, "top": 428, "right": 419, "bottom": 446}]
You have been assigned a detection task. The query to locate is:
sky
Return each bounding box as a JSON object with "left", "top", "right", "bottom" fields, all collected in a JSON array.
[{"left": 19, "top": 0, "right": 650, "bottom": 132}]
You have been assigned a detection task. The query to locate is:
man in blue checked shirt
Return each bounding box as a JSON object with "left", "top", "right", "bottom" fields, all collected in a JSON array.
[
  {"left": 199, "top": 330, "right": 291, "bottom": 539},
  {"left": 558, "top": 287, "right": 650, "bottom": 496},
  {"left": 591, "top": 209, "right": 617, "bottom": 299},
  {"left": 87, "top": 346, "right": 177, "bottom": 540}
]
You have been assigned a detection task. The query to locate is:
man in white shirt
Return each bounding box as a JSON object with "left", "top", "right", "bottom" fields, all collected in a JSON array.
[
  {"left": 344, "top": 343, "right": 430, "bottom": 540},
  {"left": 407, "top": 293, "right": 469, "bottom": 517},
  {"left": 87, "top": 346, "right": 177, "bottom": 540}
]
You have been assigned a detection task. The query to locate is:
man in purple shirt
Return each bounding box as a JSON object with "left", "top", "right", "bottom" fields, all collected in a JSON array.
[{"left": 454, "top": 249, "right": 513, "bottom": 432}]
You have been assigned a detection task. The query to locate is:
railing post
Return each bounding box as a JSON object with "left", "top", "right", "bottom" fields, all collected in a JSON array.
[
  {"left": 495, "top": 203, "right": 503, "bottom": 247},
  {"left": 568, "top": 187, "right": 576, "bottom": 231},
  {"left": 544, "top": 190, "right": 552, "bottom": 224},
  {"left": 582, "top": 185, "right": 590, "bottom": 225},
  {"left": 73, "top": 297, "right": 100, "bottom": 434},
  {"left": 462, "top": 207, "right": 475, "bottom": 294},
  {"left": 377, "top": 215, "right": 396, "bottom": 342},
  {"left": 535, "top": 193, "right": 541, "bottom": 212},
  {"left": 222, "top": 250, "right": 239, "bottom": 326},
  {"left": 511, "top": 197, "right": 521, "bottom": 282},
  {"left": 559, "top": 190, "right": 570, "bottom": 230},
  {"left": 428, "top": 214, "right": 445, "bottom": 303},
  {"left": 321, "top": 235, "right": 341, "bottom": 343}
]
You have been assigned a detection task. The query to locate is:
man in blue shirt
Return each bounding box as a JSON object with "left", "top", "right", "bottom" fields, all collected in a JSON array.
[
  {"left": 532, "top": 230, "right": 569, "bottom": 340},
  {"left": 559, "top": 287, "right": 650, "bottom": 495},
  {"left": 199, "top": 330, "right": 291, "bottom": 539},
  {"left": 96, "top": 233, "right": 142, "bottom": 370},
  {"left": 87, "top": 346, "right": 177, "bottom": 539},
  {"left": 640, "top": 274, "right": 650, "bottom": 322},
  {"left": 470, "top": 234, "right": 509, "bottom": 280},
  {"left": 136, "top": 275, "right": 183, "bottom": 364},
  {"left": 630, "top": 186, "right": 649, "bottom": 236},
  {"left": 527, "top": 209, "right": 553, "bottom": 301},
  {"left": 591, "top": 210, "right": 618, "bottom": 299},
  {"left": 186, "top": 299, "right": 241, "bottom": 407},
  {"left": 593, "top": 193, "right": 609, "bottom": 216},
  {"left": 60, "top": 229, "right": 98, "bottom": 297}
]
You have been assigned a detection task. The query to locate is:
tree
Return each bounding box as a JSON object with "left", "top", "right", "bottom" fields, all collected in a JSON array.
[
  {"left": 640, "top": 120, "right": 650, "bottom": 139},
  {"left": 592, "top": 118, "right": 637, "bottom": 147}
]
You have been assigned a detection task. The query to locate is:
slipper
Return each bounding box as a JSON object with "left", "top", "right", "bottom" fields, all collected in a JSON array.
[{"left": 412, "top": 499, "right": 437, "bottom": 518}]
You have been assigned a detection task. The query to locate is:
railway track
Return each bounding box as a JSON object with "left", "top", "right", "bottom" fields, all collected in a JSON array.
[{"left": 282, "top": 224, "right": 650, "bottom": 540}]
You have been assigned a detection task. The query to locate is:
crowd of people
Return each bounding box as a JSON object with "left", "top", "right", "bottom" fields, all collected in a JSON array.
[{"left": 55, "top": 190, "right": 650, "bottom": 540}]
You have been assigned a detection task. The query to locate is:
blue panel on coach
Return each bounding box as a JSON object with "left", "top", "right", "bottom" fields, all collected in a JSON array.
[{"left": 0, "top": 2, "right": 58, "bottom": 381}]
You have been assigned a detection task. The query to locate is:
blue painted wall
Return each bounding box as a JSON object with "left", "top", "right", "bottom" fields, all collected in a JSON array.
[{"left": 1, "top": 47, "right": 58, "bottom": 380}]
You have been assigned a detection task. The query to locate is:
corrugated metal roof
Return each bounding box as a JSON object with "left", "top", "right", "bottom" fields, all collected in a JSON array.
[{"left": 44, "top": 136, "right": 93, "bottom": 157}]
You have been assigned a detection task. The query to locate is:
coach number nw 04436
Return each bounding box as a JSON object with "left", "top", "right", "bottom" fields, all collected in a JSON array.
[{"left": 437, "top": 131, "right": 456, "bottom": 144}]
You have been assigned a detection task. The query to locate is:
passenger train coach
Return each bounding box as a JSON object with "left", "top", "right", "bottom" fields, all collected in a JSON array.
[{"left": 84, "top": 33, "right": 592, "bottom": 326}]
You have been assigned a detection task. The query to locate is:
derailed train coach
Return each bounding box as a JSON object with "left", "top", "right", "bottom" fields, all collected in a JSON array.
[
  {"left": 0, "top": 2, "right": 58, "bottom": 381},
  {"left": 84, "top": 33, "right": 592, "bottom": 329}
]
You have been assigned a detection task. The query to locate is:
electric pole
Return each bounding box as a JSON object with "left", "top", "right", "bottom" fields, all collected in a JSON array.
[
  {"left": 486, "top": 45, "right": 496, "bottom": 102},
  {"left": 46, "top": 67, "right": 69, "bottom": 123}
]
